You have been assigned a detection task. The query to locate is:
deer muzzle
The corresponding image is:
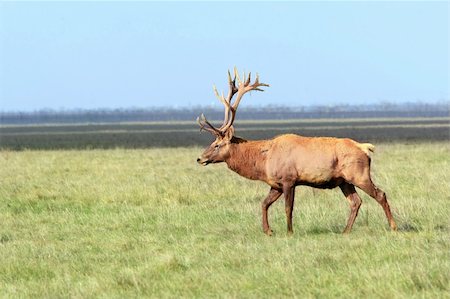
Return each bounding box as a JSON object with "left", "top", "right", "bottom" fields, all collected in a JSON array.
[{"left": 196, "top": 157, "right": 210, "bottom": 166}]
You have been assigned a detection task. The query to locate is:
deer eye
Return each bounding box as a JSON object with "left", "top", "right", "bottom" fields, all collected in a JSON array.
[{"left": 214, "top": 144, "right": 220, "bottom": 149}]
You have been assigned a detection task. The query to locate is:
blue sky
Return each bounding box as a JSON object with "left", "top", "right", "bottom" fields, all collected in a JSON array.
[{"left": 0, "top": 1, "right": 448, "bottom": 112}]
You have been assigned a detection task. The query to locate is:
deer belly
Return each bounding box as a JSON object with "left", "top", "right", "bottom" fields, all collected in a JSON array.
[
  {"left": 295, "top": 160, "right": 341, "bottom": 188},
  {"left": 297, "top": 176, "right": 344, "bottom": 189}
]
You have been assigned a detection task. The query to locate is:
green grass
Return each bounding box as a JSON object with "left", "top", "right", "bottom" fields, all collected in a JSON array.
[{"left": 0, "top": 142, "right": 449, "bottom": 298}]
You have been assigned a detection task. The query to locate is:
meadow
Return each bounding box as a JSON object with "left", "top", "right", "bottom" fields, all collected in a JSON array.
[
  {"left": 0, "top": 118, "right": 450, "bottom": 298},
  {"left": 0, "top": 137, "right": 449, "bottom": 297}
]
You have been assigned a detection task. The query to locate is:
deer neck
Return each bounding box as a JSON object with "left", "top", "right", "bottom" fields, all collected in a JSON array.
[{"left": 225, "top": 138, "right": 269, "bottom": 181}]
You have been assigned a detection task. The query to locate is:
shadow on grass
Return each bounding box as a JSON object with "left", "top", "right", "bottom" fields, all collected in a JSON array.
[
  {"left": 305, "top": 224, "right": 343, "bottom": 235},
  {"left": 397, "top": 221, "right": 450, "bottom": 232},
  {"left": 397, "top": 223, "right": 421, "bottom": 232},
  {"left": 433, "top": 224, "right": 448, "bottom": 232},
  {"left": 303, "top": 222, "right": 433, "bottom": 235}
]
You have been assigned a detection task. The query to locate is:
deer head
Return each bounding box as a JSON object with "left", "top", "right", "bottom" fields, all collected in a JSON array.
[{"left": 197, "top": 68, "right": 269, "bottom": 165}]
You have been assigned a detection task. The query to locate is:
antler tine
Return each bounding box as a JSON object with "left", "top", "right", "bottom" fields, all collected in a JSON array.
[
  {"left": 196, "top": 114, "right": 208, "bottom": 132},
  {"left": 197, "top": 113, "right": 221, "bottom": 136},
  {"left": 213, "top": 84, "right": 231, "bottom": 132},
  {"left": 226, "top": 69, "right": 238, "bottom": 102},
  {"left": 245, "top": 72, "right": 251, "bottom": 86},
  {"left": 219, "top": 89, "right": 231, "bottom": 130},
  {"left": 213, "top": 84, "right": 226, "bottom": 105},
  {"left": 227, "top": 70, "right": 233, "bottom": 91},
  {"left": 196, "top": 115, "right": 205, "bottom": 132},
  {"left": 253, "top": 73, "right": 270, "bottom": 91},
  {"left": 234, "top": 66, "right": 242, "bottom": 85}
]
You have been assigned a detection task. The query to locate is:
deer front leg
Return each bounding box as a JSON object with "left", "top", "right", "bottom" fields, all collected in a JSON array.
[
  {"left": 283, "top": 185, "right": 296, "bottom": 235},
  {"left": 261, "top": 188, "right": 282, "bottom": 236}
]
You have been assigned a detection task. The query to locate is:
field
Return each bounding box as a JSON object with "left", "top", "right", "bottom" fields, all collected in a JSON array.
[{"left": 0, "top": 118, "right": 449, "bottom": 297}]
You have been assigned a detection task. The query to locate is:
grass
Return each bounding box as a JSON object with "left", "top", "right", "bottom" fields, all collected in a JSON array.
[{"left": 0, "top": 142, "right": 449, "bottom": 298}]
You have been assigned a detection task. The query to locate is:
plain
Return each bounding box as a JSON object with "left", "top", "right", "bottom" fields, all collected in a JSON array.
[{"left": 0, "top": 142, "right": 449, "bottom": 298}]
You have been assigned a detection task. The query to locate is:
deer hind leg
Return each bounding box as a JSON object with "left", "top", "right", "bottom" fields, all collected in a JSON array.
[
  {"left": 340, "top": 183, "right": 362, "bottom": 234},
  {"left": 261, "top": 188, "right": 282, "bottom": 236},
  {"left": 283, "top": 185, "right": 296, "bottom": 235},
  {"left": 355, "top": 178, "right": 397, "bottom": 231}
]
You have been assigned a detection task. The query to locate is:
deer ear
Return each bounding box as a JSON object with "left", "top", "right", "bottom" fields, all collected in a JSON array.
[{"left": 223, "top": 126, "right": 235, "bottom": 140}]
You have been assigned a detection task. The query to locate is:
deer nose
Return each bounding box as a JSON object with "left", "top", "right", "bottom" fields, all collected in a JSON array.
[{"left": 197, "top": 157, "right": 208, "bottom": 165}]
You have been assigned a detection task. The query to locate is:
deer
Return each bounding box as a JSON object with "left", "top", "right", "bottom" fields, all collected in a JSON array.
[{"left": 196, "top": 68, "right": 397, "bottom": 236}]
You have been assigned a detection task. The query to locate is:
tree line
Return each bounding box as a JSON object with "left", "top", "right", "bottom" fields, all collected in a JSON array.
[{"left": 1, "top": 102, "right": 448, "bottom": 125}]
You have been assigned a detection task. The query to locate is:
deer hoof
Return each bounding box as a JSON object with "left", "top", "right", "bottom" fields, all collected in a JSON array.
[{"left": 264, "top": 229, "right": 273, "bottom": 236}]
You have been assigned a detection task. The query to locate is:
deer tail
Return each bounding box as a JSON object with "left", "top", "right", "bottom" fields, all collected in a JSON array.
[{"left": 356, "top": 143, "right": 375, "bottom": 157}]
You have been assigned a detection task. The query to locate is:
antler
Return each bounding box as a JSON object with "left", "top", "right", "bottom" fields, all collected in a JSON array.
[
  {"left": 213, "top": 70, "right": 238, "bottom": 131},
  {"left": 196, "top": 113, "right": 222, "bottom": 135},
  {"left": 220, "top": 67, "right": 269, "bottom": 132},
  {"left": 198, "top": 68, "right": 269, "bottom": 136}
]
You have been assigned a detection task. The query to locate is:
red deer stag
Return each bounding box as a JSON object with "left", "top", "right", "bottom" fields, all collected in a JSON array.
[{"left": 197, "top": 68, "right": 397, "bottom": 235}]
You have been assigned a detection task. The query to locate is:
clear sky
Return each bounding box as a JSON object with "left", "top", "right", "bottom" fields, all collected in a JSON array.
[{"left": 0, "top": 1, "right": 448, "bottom": 112}]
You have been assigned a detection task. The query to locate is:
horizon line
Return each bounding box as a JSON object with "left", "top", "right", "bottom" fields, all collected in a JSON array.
[{"left": 1, "top": 100, "right": 449, "bottom": 114}]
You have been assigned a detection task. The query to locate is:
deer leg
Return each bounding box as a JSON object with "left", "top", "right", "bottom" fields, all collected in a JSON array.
[
  {"left": 283, "top": 185, "right": 296, "bottom": 235},
  {"left": 340, "top": 183, "right": 362, "bottom": 234},
  {"left": 261, "top": 188, "right": 282, "bottom": 236},
  {"left": 356, "top": 180, "right": 397, "bottom": 231}
]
